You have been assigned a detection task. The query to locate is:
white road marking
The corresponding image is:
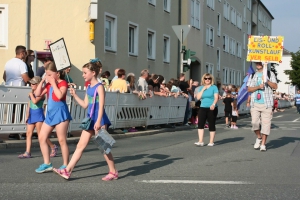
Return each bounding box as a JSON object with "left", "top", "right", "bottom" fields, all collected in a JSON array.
[
  {"left": 292, "top": 117, "right": 300, "bottom": 122},
  {"left": 138, "top": 180, "right": 252, "bottom": 184},
  {"left": 273, "top": 115, "right": 283, "bottom": 118}
]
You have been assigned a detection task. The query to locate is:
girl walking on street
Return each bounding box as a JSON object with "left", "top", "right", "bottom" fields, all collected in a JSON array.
[
  {"left": 53, "top": 62, "right": 117, "bottom": 181},
  {"left": 34, "top": 62, "right": 72, "bottom": 173},
  {"left": 18, "top": 76, "right": 57, "bottom": 158}
]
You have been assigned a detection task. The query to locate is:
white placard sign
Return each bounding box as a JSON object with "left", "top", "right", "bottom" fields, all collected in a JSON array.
[{"left": 49, "top": 38, "right": 71, "bottom": 71}]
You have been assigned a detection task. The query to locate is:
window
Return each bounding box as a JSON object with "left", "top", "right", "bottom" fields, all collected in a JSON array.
[
  {"left": 223, "top": 67, "right": 229, "bottom": 84},
  {"left": 105, "top": 13, "right": 117, "bottom": 51},
  {"left": 148, "top": 0, "right": 156, "bottom": 6},
  {"left": 164, "top": 0, "right": 171, "bottom": 12},
  {"left": 217, "top": 48, "right": 220, "bottom": 71},
  {"left": 147, "top": 29, "right": 156, "bottom": 59},
  {"left": 206, "top": 24, "right": 214, "bottom": 46},
  {"left": 206, "top": 63, "right": 214, "bottom": 76},
  {"left": 258, "top": 9, "right": 262, "bottom": 21},
  {"left": 243, "top": 32, "right": 246, "bottom": 49},
  {"left": 229, "top": 69, "right": 232, "bottom": 83},
  {"left": 128, "top": 22, "right": 139, "bottom": 56},
  {"left": 237, "top": 42, "right": 242, "bottom": 58},
  {"left": 217, "top": 13, "right": 221, "bottom": 36},
  {"left": 223, "top": 1, "right": 230, "bottom": 20},
  {"left": 0, "top": 5, "right": 8, "bottom": 48},
  {"left": 247, "top": 0, "right": 251, "bottom": 10},
  {"left": 247, "top": 21, "right": 251, "bottom": 35},
  {"left": 232, "top": 70, "right": 236, "bottom": 85},
  {"left": 223, "top": 34, "right": 229, "bottom": 52},
  {"left": 232, "top": 39, "right": 236, "bottom": 55},
  {"left": 163, "top": 35, "right": 170, "bottom": 63},
  {"left": 191, "top": 0, "right": 200, "bottom": 29},
  {"left": 207, "top": 0, "right": 215, "bottom": 10},
  {"left": 243, "top": 5, "right": 246, "bottom": 22},
  {"left": 230, "top": 7, "right": 236, "bottom": 25},
  {"left": 237, "top": 12, "right": 242, "bottom": 29}
]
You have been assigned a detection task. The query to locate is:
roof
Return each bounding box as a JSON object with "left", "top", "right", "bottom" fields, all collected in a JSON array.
[
  {"left": 283, "top": 48, "right": 291, "bottom": 56},
  {"left": 258, "top": 0, "right": 275, "bottom": 20}
]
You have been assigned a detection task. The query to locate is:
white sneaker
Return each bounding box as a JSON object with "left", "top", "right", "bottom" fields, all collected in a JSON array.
[
  {"left": 254, "top": 138, "right": 262, "bottom": 149},
  {"left": 260, "top": 145, "right": 266, "bottom": 151},
  {"left": 207, "top": 143, "right": 214, "bottom": 147},
  {"left": 185, "top": 123, "right": 190, "bottom": 126},
  {"left": 194, "top": 142, "right": 204, "bottom": 146}
]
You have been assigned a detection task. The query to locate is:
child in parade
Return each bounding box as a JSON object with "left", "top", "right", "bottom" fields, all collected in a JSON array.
[
  {"left": 18, "top": 76, "right": 57, "bottom": 158},
  {"left": 53, "top": 62, "right": 117, "bottom": 181},
  {"left": 231, "top": 100, "right": 239, "bottom": 129},
  {"left": 223, "top": 91, "right": 234, "bottom": 128},
  {"left": 34, "top": 62, "right": 72, "bottom": 173}
]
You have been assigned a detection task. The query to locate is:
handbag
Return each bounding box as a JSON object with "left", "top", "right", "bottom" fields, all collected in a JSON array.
[
  {"left": 79, "top": 85, "right": 99, "bottom": 130},
  {"left": 93, "top": 128, "right": 116, "bottom": 154}
]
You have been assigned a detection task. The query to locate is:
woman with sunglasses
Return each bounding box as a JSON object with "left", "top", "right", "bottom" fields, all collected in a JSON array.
[{"left": 194, "top": 73, "right": 219, "bottom": 147}]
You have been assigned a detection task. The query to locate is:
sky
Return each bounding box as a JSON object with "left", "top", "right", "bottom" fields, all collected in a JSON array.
[{"left": 261, "top": 0, "right": 300, "bottom": 53}]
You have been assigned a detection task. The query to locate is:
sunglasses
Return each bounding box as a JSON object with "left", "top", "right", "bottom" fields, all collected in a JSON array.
[
  {"left": 204, "top": 77, "right": 212, "bottom": 80},
  {"left": 31, "top": 83, "right": 37, "bottom": 85}
]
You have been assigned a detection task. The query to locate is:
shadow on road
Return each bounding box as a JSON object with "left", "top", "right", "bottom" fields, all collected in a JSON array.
[
  {"left": 267, "top": 137, "right": 300, "bottom": 149},
  {"left": 72, "top": 153, "right": 182, "bottom": 180},
  {"left": 214, "top": 137, "right": 244, "bottom": 145},
  {"left": 119, "top": 154, "right": 182, "bottom": 178}
]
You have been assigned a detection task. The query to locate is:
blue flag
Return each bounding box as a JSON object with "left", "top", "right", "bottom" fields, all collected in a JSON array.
[{"left": 237, "top": 63, "right": 254, "bottom": 109}]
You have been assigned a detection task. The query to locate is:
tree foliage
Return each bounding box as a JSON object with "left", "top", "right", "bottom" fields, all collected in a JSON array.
[{"left": 284, "top": 49, "right": 300, "bottom": 88}]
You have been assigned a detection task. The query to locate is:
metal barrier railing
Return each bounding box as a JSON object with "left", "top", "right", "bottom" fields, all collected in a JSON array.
[
  {"left": 0, "top": 85, "right": 294, "bottom": 134},
  {"left": 0, "top": 85, "right": 187, "bottom": 134}
]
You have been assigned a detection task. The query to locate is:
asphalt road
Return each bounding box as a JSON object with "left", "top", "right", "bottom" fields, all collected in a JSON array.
[{"left": 1, "top": 108, "right": 300, "bottom": 200}]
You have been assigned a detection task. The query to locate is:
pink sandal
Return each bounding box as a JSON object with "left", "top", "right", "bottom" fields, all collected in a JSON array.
[
  {"left": 102, "top": 171, "right": 118, "bottom": 181},
  {"left": 50, "top": 144, "right": 58, "bottom": 157},
  {"left": 53, "top": 168, "right": 71, "bottom": 180}
]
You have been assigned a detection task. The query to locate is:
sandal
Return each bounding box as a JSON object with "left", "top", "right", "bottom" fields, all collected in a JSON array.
[
  {"left": 18, "top": 152, "right": 32, "bottom": 159},
  {"left": 53, "top": 168, "right": 71, "bottom": 180},
  {"left": 50, "top": 144, "right": 58, "bottom": 157},
  {"left": 102, "top": 171, "right": 118, "bottom": 181}
]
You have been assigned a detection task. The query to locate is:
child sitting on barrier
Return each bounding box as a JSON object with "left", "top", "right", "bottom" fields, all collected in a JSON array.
[
  {"left": 18, "top": 76, "right": 57, "bottom": 158},
  {"left": 53, "top": 61, "right": 117, "bottom": 181},
  {"left": 34, "top": 61, "right": 72, "bottom": 173}
]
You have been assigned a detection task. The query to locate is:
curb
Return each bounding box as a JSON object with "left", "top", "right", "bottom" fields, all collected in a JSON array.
[{"left": 0, "top": 125, "right": 192, "bottom": 149}]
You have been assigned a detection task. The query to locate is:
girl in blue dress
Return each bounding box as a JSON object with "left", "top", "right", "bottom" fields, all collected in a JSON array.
[
  {"left": 34, "top": 62, "right": 72, "bottom": 173},
  {"left": 18, "top": 76, "right": 57, "bottom": 158},
  {"left": 53, "top": 61, "right": 117, "bottom": 181}
]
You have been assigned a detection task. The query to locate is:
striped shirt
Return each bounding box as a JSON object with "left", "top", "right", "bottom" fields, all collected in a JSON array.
[{"left": 247, "top": 71, "right": 277, "bottom": 108}]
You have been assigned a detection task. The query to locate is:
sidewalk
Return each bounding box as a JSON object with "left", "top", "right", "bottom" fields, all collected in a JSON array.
[{"left": 0, "top": 124, "right": 193, "bottom": 149}]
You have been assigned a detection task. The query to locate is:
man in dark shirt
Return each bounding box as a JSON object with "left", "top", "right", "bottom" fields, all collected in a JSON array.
[
  {"left": 179, "top": 73, "right": 189, "bottom": 94},
  {"left": 148, "top": 74, "right": 161, "bottom": 92},
  {"left": 179, "top": 73, "right": 191, "bottom": 126},
  {"left": 36, "top": 57, "right": 53, "bottom": 77}
]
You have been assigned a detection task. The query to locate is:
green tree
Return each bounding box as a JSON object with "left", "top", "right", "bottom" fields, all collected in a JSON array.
[{"left": 284, "top": 49, "right": 300, "bottom": 88}]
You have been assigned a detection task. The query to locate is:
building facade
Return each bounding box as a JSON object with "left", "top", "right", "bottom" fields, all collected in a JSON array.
[
  {"left": 181, "top": 0, "right": 274, "bottom": 85},
  {"left": 0, "top": 0, "right": 179, "bottom": 85},
  {"left": 94, "top": 0, "right": 180, "bottom": 81}
]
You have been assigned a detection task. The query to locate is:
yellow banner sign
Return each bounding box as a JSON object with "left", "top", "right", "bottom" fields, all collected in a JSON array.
[{"left": 247, "top": 35, "right": 284, "bottom": 63}]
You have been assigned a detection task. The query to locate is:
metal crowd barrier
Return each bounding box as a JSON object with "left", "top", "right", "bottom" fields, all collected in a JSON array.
[
  {"left": 0, "top": 84, "right": 295, "bottom": 134},
  {"left": 0, "top": 85, "right": 187, "bottom": 134}
]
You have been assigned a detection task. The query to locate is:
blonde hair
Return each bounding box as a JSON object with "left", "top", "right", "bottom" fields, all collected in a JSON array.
[
  {"left": 201, "top": 73, "right": 215, "bottom": 85},
  {"left": 45, "top": 61, "right": 65, "bottom": 80}
]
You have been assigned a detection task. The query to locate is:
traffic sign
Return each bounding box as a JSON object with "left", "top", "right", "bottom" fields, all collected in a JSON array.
[{"left": 172, "top": 25, "right": 191, "bottom": 43}]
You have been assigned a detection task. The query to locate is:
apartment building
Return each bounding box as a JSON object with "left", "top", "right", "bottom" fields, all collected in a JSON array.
[
  {"left": 0, "top": 0, "right": 179, "bottom": 85},
  {"left": 181, "top": 0, "right": 274, "bottom": 85},
  {"left": 94, "top": 0, "right": 179, "bottom": 81}
]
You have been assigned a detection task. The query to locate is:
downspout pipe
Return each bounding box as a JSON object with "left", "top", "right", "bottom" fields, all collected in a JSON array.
[
  {"left": 25, "top": 0, "right": 30, "bottom": 49},
  {"left": 177, "top": 0, "right": 181, "bottom": 78}
]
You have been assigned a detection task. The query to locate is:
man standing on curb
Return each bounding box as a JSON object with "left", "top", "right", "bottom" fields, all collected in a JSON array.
[{"left": 247, "top": 62, "right": 277, "bottom": 151}]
